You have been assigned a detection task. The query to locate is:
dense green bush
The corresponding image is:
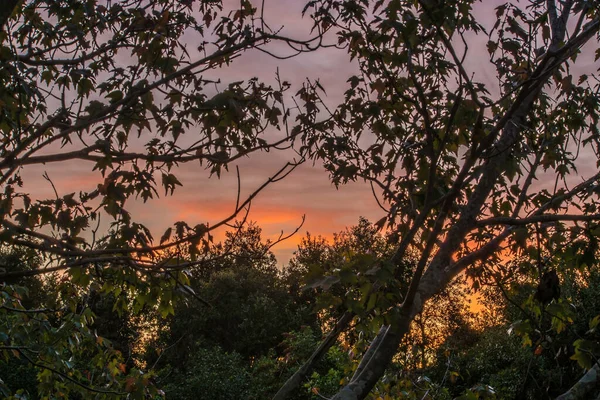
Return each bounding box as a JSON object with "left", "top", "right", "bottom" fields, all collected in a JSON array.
[{"left": 162, "top": 346, "right": 251, "bottom": 400}]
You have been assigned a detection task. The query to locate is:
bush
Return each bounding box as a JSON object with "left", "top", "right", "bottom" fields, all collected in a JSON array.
[{"left": 162, "top": 346, "right": 251, "bottom": 400}]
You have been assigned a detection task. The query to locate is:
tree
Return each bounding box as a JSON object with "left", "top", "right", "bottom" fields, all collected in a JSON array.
[
  {"left": 159, "top": 345, "right": 253, "bottom": 400},
  {"left": 0, "top": 0, "right": 322, "bottom": 280},
  {"left": 291, "top": 217, "right": 402, "bottom": 324},
  {"left": 417, "top": 261, "right": 600, "bottom": 399},
  {"left": 146, "top": 223, "right": 316, "bottom": 365},
  {"left": 0, "top": 0, "right": 327, "bottom": 396},
  {"left": 277, "top": 1, "right": 600, "bottom": 399},
  {"left": 4, "top": 1, "right": 600, "bottom": 398},
  {"left": 144, "top": 223, "right": 330, "bottom": 400},
  {"left": 281, "top": 219, "right": 479, "bottom": 399},
  {"left": 0, "top": 246, "right": 46, "bottom": 398}
]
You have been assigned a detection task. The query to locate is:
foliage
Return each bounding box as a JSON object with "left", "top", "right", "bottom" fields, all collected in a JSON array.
[
  {"left": 0, "top": 0, "right": 328, "bottom": 396},
  {"left": 420, "top": 263, "right": 600, "bottom": 400},
  {"left": 0, "top": 246, "right": 155, "bottom": 399},
  {"left": 161, "top": 345, "right": 251, "bottom": 400},
  {"left": 147, "top": 223, "right": 316, "bottom": 363},
  {"left": 144, "top": 224, "right": 323, "bottom": 399},
  {"left": 277, "top": 0, "right": 600, "bottom": 398},
  {"left": 0, "top": 247, "right": 40, "bottom": 398},
  {"left": 397, "top": 276, "right": 478, "bottom": 372},
  {"left": 3, "top": 0, "right": 600, "bottom": 399},
  {"left": 297, "top": 217, "right": 413, "bottom": 338},
  {"left": 436, "top": 326, "right": 531, "bottom": 399},
  {"left": 251, "top": 326, "right": 351, "bottom": 400},
  {"left": 304, "top": 346, "right": 350, "bottom": 400}
]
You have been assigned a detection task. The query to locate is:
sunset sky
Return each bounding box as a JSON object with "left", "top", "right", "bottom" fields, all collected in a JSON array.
[
  {"left": 18, "top": 0, "right": 600, "bottom": 266},
  {"left": 20, "top": 0, "right": 385, "bottom": 266}
]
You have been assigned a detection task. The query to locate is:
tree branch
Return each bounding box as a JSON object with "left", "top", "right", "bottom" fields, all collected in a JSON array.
[
  {"left": 331, "top": 9, "right": 600, "bottom": 400},
  {"left": 3, "top": 130, "right": 299, "bottom": 170},
  {"left": 272, "top": 311, "right": 354, "bottom": 400},
  {"left": 476, "top": 214, "right": 600, "bottom": 227},
  {"left": 16, "top": 348, "right": 126, "bottom": 396},
  {"left": 555, "top": 362, "right": 600, "bottom": 400},
  {"left": 0, "top": 161, "right": 302, "bottom": 280}
]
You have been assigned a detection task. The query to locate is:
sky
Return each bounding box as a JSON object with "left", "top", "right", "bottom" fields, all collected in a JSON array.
[
  {"left": 17, "top": 0, "right": 600, "bottom": 266},
  {"left": 20, "top": 0, "right": 386, "bottom": 266}
]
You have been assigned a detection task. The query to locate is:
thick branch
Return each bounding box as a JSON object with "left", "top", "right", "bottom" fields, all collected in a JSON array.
[
  {"left": 418, "top": 15, "right": 600, "bottom": 309},
  {"left": 332, "top": 308, "right": 414, "bottom": 400},
  {"left": 331, "top": 11, "right": 600, "bottom": 400},
  {"left": 349, "top": 325, "right": 389, "bottom": 381},
  {"left": 272, "top": 311, "right": 354, "bottom": 400},
  {"left": 548, "top": 0, "right": 573, "bottom": 51}
]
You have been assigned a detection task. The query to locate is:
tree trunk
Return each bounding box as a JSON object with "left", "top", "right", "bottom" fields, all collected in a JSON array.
[
  {"left": 331, "top": 309, "right": 412, "bottom": 400},
  {"left": 272, "top": 311, "right": 354, "bottom": 400},
  {"left": 329, "top": 13, "right": 600, "bottom": 400}
]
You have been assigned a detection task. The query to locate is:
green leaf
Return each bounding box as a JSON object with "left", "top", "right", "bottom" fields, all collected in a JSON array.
[
  {"left": 366, "top": 293, "right": 377, "bottom": 311},
  {"left": 41, "top": 70, "right": 54, "bottom": 84},
  {"left": 589, "top": 315, "right": 600, "bottom": 331},
  {"left": 571, "top": 339, "right": 597, "bottom": 369}
]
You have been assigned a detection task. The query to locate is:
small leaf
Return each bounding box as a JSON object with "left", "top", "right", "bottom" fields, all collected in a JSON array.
[
  {"left": 105, "top": 90, "right": 124, "bottom": 103},
  {"left": 589, "top": 315, "right": 600, "bottom": 331},
  {"left": 366, "top": 293, "right": 377, "bottom": 311},
  {"left": 160, "top": 228, "right": 172, "bottom": 244},
  {"left": 161, "top": 173, "right": 183, "bottom": 195}
]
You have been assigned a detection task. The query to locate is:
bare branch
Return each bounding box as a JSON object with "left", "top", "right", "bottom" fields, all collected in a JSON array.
[{"left": 0, "top": 160, "right": 302, "bottom": 279}]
